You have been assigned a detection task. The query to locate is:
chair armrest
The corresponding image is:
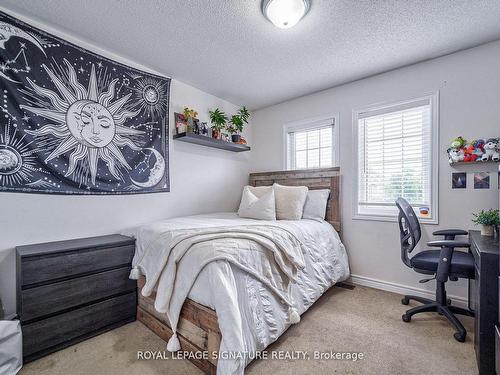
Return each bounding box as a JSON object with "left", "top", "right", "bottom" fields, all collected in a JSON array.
[
  {"left": 433, "top": 229, "right": 468, "bottom": 237},
  {"left": 427, "top": 240, "right": 470, "bottom": 248}
]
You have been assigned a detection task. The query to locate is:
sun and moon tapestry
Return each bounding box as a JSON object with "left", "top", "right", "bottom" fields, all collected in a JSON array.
[{"left": 0, "top": 11, "right": 170, "bottom": 195}]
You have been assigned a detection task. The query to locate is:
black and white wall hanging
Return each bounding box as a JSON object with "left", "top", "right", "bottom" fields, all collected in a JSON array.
[{"left": 0, "top": 11, "right": 170, "bottom": 194}]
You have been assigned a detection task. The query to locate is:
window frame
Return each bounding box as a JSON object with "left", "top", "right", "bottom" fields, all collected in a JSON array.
[
  {"left": 283, "top": 113, "right": 339, "bottom": 170},
  {"left": 352, "top": 93, "right": 439, "bottom": 224}
]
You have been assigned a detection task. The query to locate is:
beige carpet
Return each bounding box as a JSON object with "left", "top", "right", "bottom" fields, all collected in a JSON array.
[{"left": 20, "top": 285, "right": 477, "bottom": 375}]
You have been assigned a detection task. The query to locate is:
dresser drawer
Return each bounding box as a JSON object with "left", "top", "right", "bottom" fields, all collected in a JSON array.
[
  {"left": 23, "top": 292, "right": 136, "bottom": 359},
  {"left": 20, "top": 267, "right": 136, "bottom": 322},
  {"left": 20, "top": 244, "right": 135, "bottom": 287}
]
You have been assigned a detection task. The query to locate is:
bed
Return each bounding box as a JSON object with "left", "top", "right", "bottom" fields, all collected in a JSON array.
[{"left": 128, "top": 167, "right": 349, "bottom": 375}]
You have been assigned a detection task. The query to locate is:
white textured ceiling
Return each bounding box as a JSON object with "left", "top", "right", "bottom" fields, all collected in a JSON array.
[{"left": 1, "top": 0, "right": 500, "bottom": 109}]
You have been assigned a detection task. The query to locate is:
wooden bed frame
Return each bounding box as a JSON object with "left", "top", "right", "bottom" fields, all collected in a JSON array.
[{"left": 137, "top": 167, "right": 341, "bottom": 374}]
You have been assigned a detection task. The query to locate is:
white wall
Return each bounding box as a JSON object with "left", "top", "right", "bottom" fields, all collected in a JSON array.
[
  {"left": 0, "top": 11, "right": 251, "bottom": 316},
  {"left": 250, "top": 41, "right": 500, "bottom": 302}
]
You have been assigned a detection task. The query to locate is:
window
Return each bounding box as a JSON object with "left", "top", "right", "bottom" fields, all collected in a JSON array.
[
  {"left": 354, "top": 94, "right": 438, "bottom": 223},
  {"left": 284, "top": 115, "right": 338, "bottom": 170}
]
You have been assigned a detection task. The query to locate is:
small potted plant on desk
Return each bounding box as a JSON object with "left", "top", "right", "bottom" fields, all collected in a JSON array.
[
  {"left": 209, "top": 108, "right": 228, "bottom": 139},
  {"left": 472, "top": 208, "right": 500, "bottom": 236},
  {"left": 227, "top": 106, "right": 250, "bottom": 143}
]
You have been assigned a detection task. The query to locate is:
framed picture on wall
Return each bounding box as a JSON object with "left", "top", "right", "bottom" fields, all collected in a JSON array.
[
  {"left": 474, "top": 172, "right": 490, "bottom": 189},
  {"left": 174, "top": 112, "right": 188, "bottom": 134},
  {"left": 452, "top": 172, "right": 466, "bottom": 189}
]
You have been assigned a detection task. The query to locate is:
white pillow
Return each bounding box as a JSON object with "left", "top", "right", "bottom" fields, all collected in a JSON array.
[
  {"left": 238, "top": 186, "right": 276, "bottom": 220},
  {"left": 246, "top": 185, "right": 273, "bottom": 198},
  {"left": 273, "top": 183, "right": 308, "bottom": 220},
  {"left": 302, "top": 189, "right": 330, "bottom": 221}
]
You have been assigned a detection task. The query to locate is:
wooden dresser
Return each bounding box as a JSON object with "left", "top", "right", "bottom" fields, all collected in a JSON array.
[
  {"left": 16, "top": 234, "right": 137, "bottom": 363},
  {"left": 469, "top": 230, "right": 499, "bottom": 375}
]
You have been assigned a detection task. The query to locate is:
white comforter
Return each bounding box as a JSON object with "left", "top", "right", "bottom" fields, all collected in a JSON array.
[{"left": 124, "top": 213, "right": 350, "bottom": 375}]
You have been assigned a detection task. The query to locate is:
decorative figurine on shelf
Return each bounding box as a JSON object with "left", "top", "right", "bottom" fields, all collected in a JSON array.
[
  {"left": 447, "top": 136, "right": 500, "bottom": 164},
  {"left": 463, "top": 139, "right": 484, "bottom": 162},
  {"left": 174, "top": 112, "right": 188, "bottom": 134},
  {"left": 463, "top": 142, "right": 477, "bottom": 162},
  {"left": 447, "top": 136, "right": 466, "bottom": 164},
  {"left": 450, "top": 136, "right": 466, "bottom": 149},
  {"left": 481, "top": 138, "right": 500, "bottom": 162},
  {"left": 200, "top": 122, "right": 209, "bottom": 136},
  {"left": 448, "top": 147, "right": 465, "bottom": 164},
  {"left": 183, "top": 107, "right": 198, "bottom": 133},
  {"left": 472, "top": 139, "right": 485, "bottom": 160},
  {"left": 192, "top": 119, "right": 200, "bottom": 134}
]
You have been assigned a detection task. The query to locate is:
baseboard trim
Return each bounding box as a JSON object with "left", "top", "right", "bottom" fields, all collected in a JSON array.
[{"left": 348, "top": 274, "right": 469, "bottom": 308}]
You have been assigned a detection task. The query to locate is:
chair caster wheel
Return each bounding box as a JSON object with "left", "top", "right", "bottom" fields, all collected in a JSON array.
[
  {"left": 401, "top": 297, "right": 409, "bottom": 305},
  {"left": 446, "top": 298, "right": 452, "bottom": 305},
  {"left": 454, "top": 332, "right": 466, "bottom": 342},
  {"left": 402, "top": 314, "right": 411, "bottom": 322}
]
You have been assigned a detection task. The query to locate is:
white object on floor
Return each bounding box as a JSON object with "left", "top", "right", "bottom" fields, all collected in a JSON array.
[{"left": 0, "top": 319, "right": 22, "bottom": 375}]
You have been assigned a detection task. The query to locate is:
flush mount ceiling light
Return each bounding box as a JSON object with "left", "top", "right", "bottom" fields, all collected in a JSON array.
[{"left": 262, "top": 0, "right": 311, "bottom": 29}]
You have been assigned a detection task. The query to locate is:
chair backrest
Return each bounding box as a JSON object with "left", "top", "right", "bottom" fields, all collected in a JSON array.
[{"left": 395, "top": 197, "right": 421, "bottom": 268}]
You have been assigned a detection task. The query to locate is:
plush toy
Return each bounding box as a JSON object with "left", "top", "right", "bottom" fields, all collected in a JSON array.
[
  {"left": 447, "top": 136, "right": 467, "bottom": 164},
  {"left": 463, "top": 139, "right": 485, "bottom": 162},
  {"left": 448, "top": 147, "right": 465, "bottom": 164},
  {"left": 463, "top": 143, "right": 477, "bottom": 162},
  {"left": 472, "top": 139, "right": 485, "bottom": 159},
  {"left": 450, "top": 136, "right": 466, "bottom": 149},
  {"left": 481, "top": 138, "right": 499, "bottom": 161}
]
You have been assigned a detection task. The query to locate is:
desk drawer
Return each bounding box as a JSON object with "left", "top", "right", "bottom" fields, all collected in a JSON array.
[
  {"left": 23, "top": 292, "right": 136, "bottom": 359},
  {"left": 21, "top": 244, "right": 135, "bottom": 287},
  {"left": 20, "top": 267, "right": 136, "bottom": 322}
]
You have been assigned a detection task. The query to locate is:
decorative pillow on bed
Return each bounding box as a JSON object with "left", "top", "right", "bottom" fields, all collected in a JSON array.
[
  {"left": 246, "top": 185, "right": 273, "bottom": 198},
  {"left": 238, "top": 186, "right": 276, "bottom": 220},
  {"left": 302, "top": 189, "right": 330, "bottom": 221},
  {"left": 272, "top": 183, "right": 308, "bottom": 220}
]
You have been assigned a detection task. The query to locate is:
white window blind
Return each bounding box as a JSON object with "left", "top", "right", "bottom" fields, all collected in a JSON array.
[
  {"left": 287, "top": 120, "right": 335, "bottom": 170},
  {"left": 356, "top": 97, "right": 436, "bottom": 221}
]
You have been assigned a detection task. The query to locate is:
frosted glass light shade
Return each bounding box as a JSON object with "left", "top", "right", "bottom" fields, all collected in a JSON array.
[{"left": 262, "top": 0, "right": 310, "bottom": 29}]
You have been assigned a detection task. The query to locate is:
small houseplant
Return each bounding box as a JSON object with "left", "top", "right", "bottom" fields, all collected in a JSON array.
[
  {"left": 472, "top": 208, "right": 500, "bottom": 236},
  {"left": 227, "top": 107, "right": 250, "bottom": 143},
  {"left": 209, "top": 108, "right": 227, "bottom": 139}
]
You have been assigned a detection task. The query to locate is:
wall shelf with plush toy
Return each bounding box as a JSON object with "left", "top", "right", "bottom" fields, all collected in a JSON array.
[{"left": 447, "top": 136, "right": 500, "bottom": 165}]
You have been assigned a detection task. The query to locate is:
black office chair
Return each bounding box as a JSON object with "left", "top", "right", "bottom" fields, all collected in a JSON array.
[{"left": 396, "top": 197, "right": 475, "bottom": 342}]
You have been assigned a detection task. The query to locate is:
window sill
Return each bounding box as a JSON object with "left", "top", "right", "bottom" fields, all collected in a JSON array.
[{"left": 352, "top": 214, "right": 438, "bottom": 225}]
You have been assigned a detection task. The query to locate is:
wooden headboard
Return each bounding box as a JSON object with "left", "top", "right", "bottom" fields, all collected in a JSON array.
[{"left": 249, "top": 167, "right": 341, "bottom": 232}]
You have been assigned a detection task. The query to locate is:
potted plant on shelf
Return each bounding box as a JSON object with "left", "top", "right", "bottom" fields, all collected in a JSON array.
[
  {"left": 227, "top": 106, "right": 250, "bottom": 143},
  {"left": 183, "top": 107, "right": 198, "bottom": 133},
  {"left": 209, "top": 108, "right": 227, "bottom": 139},
  {"left": 472, "top": 208, "right": 500, "bottom": 236}
]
